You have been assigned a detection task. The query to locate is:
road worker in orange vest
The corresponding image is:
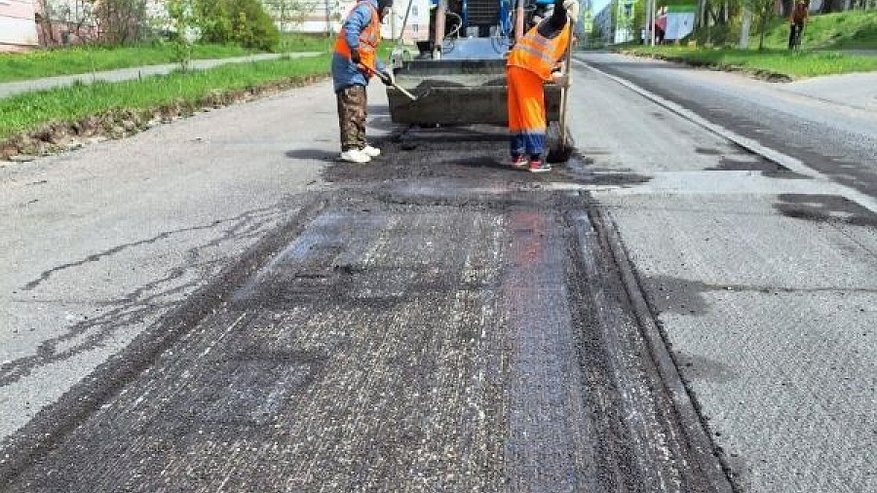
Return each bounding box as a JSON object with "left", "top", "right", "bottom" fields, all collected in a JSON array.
[
  {"left": 507, "top": 0, "right": 579, "bottom": 173},
  {"left": 332, "top": 0, "right": 395, "bottom": 164}
]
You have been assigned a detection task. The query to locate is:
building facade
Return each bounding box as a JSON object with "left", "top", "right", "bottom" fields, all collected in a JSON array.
[
  {"left": 1, "top": 0, "right": 434, "bottom": 52},
  {"left": 0, "top": 0, "right": 39, "bottom": 51},
  {"left": 594, "top": 2, "right": 613, "bottom": 43}
]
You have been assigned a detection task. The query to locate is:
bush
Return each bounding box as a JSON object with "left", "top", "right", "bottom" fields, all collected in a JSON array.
[
  {"left": 197, "top": 0, "right": 279, "bottom": 51},
  {"left": 691, "top": 21, "right": 740, "bottom": 48}
]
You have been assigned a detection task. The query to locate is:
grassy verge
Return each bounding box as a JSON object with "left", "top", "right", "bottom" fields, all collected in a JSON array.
[
  {"left": 619, "top": 46, "right": 877, "bottom": 79},
  {"left": 621, "top": 11, "right": 877, "bottom": 80},
  {"left": 278, "top": 33, "right": 334, "bottom": 53},
  {"left": 0, "top": 54, "right": 330, "bottom": 152},
  {"left": 0, "top": 44, "right": 253, "bottom": 84},
  {"left": 756, "top": 10, "right": 877, "bottom": 50},
  {"left": 0, "top": 34, "right": 334, "bottom": 84}
]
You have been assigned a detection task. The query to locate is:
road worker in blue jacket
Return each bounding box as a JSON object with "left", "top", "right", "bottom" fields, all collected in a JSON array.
[{"left": 332, "top": 0, "right": 395, "bottom": 164}]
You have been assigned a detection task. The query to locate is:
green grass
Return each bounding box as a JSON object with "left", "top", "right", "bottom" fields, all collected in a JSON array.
[
  {"left": 278, "top": 33, "right": 334, "bottom": 53},
  {"left": 0, "top": 43, "right": 259, "bottom": 84},
  {"left": 756, "top": 10, "right": 877, "bottom": 50},
  {"left": 0, "top": 34, "right": 334, "bottom": 84},
  {"left": 0, "top": 54, "right": 330, "bottom": 141},
  {"left": 278, "top": 33, "right": 400, "bottom": 61},
  {"left": 622, "top": 11, "right": 877, "bottom": 79},
  {"left": 621, "top": 45, "right": 877, "bottom": 78}
]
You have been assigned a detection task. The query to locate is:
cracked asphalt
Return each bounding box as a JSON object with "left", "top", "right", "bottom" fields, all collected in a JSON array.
[{"left": 2, "top": 55, "right": 876, "bottom": 492}]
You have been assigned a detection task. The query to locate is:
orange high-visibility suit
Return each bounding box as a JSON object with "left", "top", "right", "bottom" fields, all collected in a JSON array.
[{"left": 507, "top": 11, "right": 571, "bottom": 160}]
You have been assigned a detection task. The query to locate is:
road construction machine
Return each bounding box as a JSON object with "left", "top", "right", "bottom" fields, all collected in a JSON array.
[{"left": 386, "top": 0, "right": 564, "bottom": 126}]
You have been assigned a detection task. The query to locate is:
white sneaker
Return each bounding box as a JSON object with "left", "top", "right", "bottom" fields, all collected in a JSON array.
[
  {"left": 339, "top": 149, "right": 371, "bottom": 164},
  {"left": 361, "top": 145, "right": 381, "bottom": 158}
]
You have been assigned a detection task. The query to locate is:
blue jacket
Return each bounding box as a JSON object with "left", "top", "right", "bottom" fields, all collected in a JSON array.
[{"left": 332, "top": 0, "right": 387, "bottom": 92}]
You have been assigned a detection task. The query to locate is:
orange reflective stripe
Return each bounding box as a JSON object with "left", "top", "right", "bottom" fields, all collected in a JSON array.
[
  {"left": 507, "top": 23, "right": 571, "bottom": 80},
  {"left": 513, "top": 44, "right": 556, "bottom": 65},
  {"left": 334, "top": 1, "right": 381, "bottom": 69}
]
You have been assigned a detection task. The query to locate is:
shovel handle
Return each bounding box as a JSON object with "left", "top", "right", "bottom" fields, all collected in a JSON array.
[
  {"left": 359, "top": 63, "right": 417, "bottom": 102},
  {"left": 559, "top": 20, "right": 575, "bottom": 145}
]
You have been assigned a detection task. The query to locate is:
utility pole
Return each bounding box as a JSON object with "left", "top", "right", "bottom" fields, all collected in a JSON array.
[
  {"left": 739, "top": 6, "right": 751, "bottom": 49},
  {"left": 645, "top": 0, "right": 651, "bottom": 46}
]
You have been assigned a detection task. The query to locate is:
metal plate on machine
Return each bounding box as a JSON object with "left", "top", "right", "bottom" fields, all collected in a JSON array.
[{"left": 387, "top": 59, "right": 561, "bottom": 125}]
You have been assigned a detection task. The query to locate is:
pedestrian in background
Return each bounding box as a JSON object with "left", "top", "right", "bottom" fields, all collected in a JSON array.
[
  {"left": 506, "top": 0, "right": 579, "bottom": 173},
  {"left": 789, "top": 0, "right": 809, "bottom": 50},
  {"left": 332, "top": 0, "right": 395, "bottom": 164}
]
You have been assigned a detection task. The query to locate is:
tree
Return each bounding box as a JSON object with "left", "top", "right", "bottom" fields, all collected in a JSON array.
[
  {"left": 166, "top": 0, "right": 200, "bottom": 70},
  {"left": 36, "top": 0, "right": 153, "bottom": 46},
  {"left": 196, "top": 0, "right": 280, "bottom": 50},
  {"left": 91, "top": 0, "right": 150, "bottom": 44},
  {"left": 36, "top": 0, "right": 98, "bottom": 46},
  {"left": 262, "top": 0, "right": 317, "bottom": 32},
  {"left": 742, "top": 0, "right": 776, "bottom": 49}
]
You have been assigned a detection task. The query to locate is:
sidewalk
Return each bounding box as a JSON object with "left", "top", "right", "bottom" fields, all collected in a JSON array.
[
  {"left": 779, "top": 70, "right": 877, "bottom": 112},
  {"left": 838, "top": 48, "right": 877, "bottom": 57},
  {"left": 0, "top": 52, "right": 321, "bottom": 99}
]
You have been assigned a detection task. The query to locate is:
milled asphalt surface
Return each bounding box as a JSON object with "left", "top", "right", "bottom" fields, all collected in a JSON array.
[
  {"left": 0, "top": 82, "right": 333, "bottom": 441},
  {"left": 569, "top": 53, "right": 876, "bottom": 492},
  {"left": 1, "top": 54, "right": 875, "bottom": 492},
  {"left": 0, "top": 52, "right": 319, "bottom": 99},
  {"left": 1, "top": 84, "right": 731, "bottom": 490}
]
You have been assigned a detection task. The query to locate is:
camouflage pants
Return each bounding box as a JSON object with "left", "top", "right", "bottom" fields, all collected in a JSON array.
[{"left": 336, "top": 85, "right": 368, "bottom": 152}]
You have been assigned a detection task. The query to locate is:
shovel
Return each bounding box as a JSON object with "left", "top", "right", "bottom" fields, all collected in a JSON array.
[
  {"left": 377, "top": 71, "right": 419, "bottom": 102},
  {"left": 546, "top": 20, "right": 576, "bottom": 164},
  {"left": 360, "top": 63, "right": 418, "bottom": 102}
]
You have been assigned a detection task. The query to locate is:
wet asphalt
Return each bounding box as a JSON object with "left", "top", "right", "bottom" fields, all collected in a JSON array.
[{"left": 0, "top": 127, "right": 730, "bottom": 492}]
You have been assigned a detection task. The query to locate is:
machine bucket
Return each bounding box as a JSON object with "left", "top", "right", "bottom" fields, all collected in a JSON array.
[{"left": 386, "top": 59, "right": 561, "bottom": 126}]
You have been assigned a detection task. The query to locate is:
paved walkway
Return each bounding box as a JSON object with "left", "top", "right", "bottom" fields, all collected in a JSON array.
[
  {"left": 0, "top": 52, "right": 322, "bottom": 99},
  {"left": 838, "top": 48, "right": 877, "bottom": 57},
  {"left": 780, "top": 69, "right": 877, "bottom": 111}
]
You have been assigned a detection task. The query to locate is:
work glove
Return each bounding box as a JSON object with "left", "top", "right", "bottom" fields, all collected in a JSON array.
[
  {"left": 563, "top": 0, "right": 580, "bottom": 21},
  {"left": 350, "top": 48, "right": 361, "bottom": 64},
  {"left": 379, "top": 70, "right": 395, "bottom": 86},
  {"left": 552, "top": 72, "right": 570, "bottom": 88}
]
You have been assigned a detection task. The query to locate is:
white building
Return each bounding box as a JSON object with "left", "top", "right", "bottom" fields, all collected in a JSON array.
[
  {"left": 0, "top": 0, "right": 39, "bottom": 51},
  {"left": 269, "top": 0, "right": 430, "bottom": 42}
]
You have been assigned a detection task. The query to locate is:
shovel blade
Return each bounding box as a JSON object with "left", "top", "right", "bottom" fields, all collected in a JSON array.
[{"left": 546, "top": 123, "right": 575, "bottom": 164}]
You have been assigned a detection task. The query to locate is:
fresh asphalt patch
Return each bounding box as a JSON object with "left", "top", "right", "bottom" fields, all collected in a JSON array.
[{"left": 1, "top": 126, "right": 731, "bottom": 492}]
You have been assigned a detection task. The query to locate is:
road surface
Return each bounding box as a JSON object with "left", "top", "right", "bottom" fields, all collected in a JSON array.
[{"left": 1, "top": 53, "right": 874, "bottom": 492}]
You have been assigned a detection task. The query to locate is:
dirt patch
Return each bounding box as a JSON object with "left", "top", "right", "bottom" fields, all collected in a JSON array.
[{"left": 774, "top": 193, "right": 877, "bottom": 226}]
